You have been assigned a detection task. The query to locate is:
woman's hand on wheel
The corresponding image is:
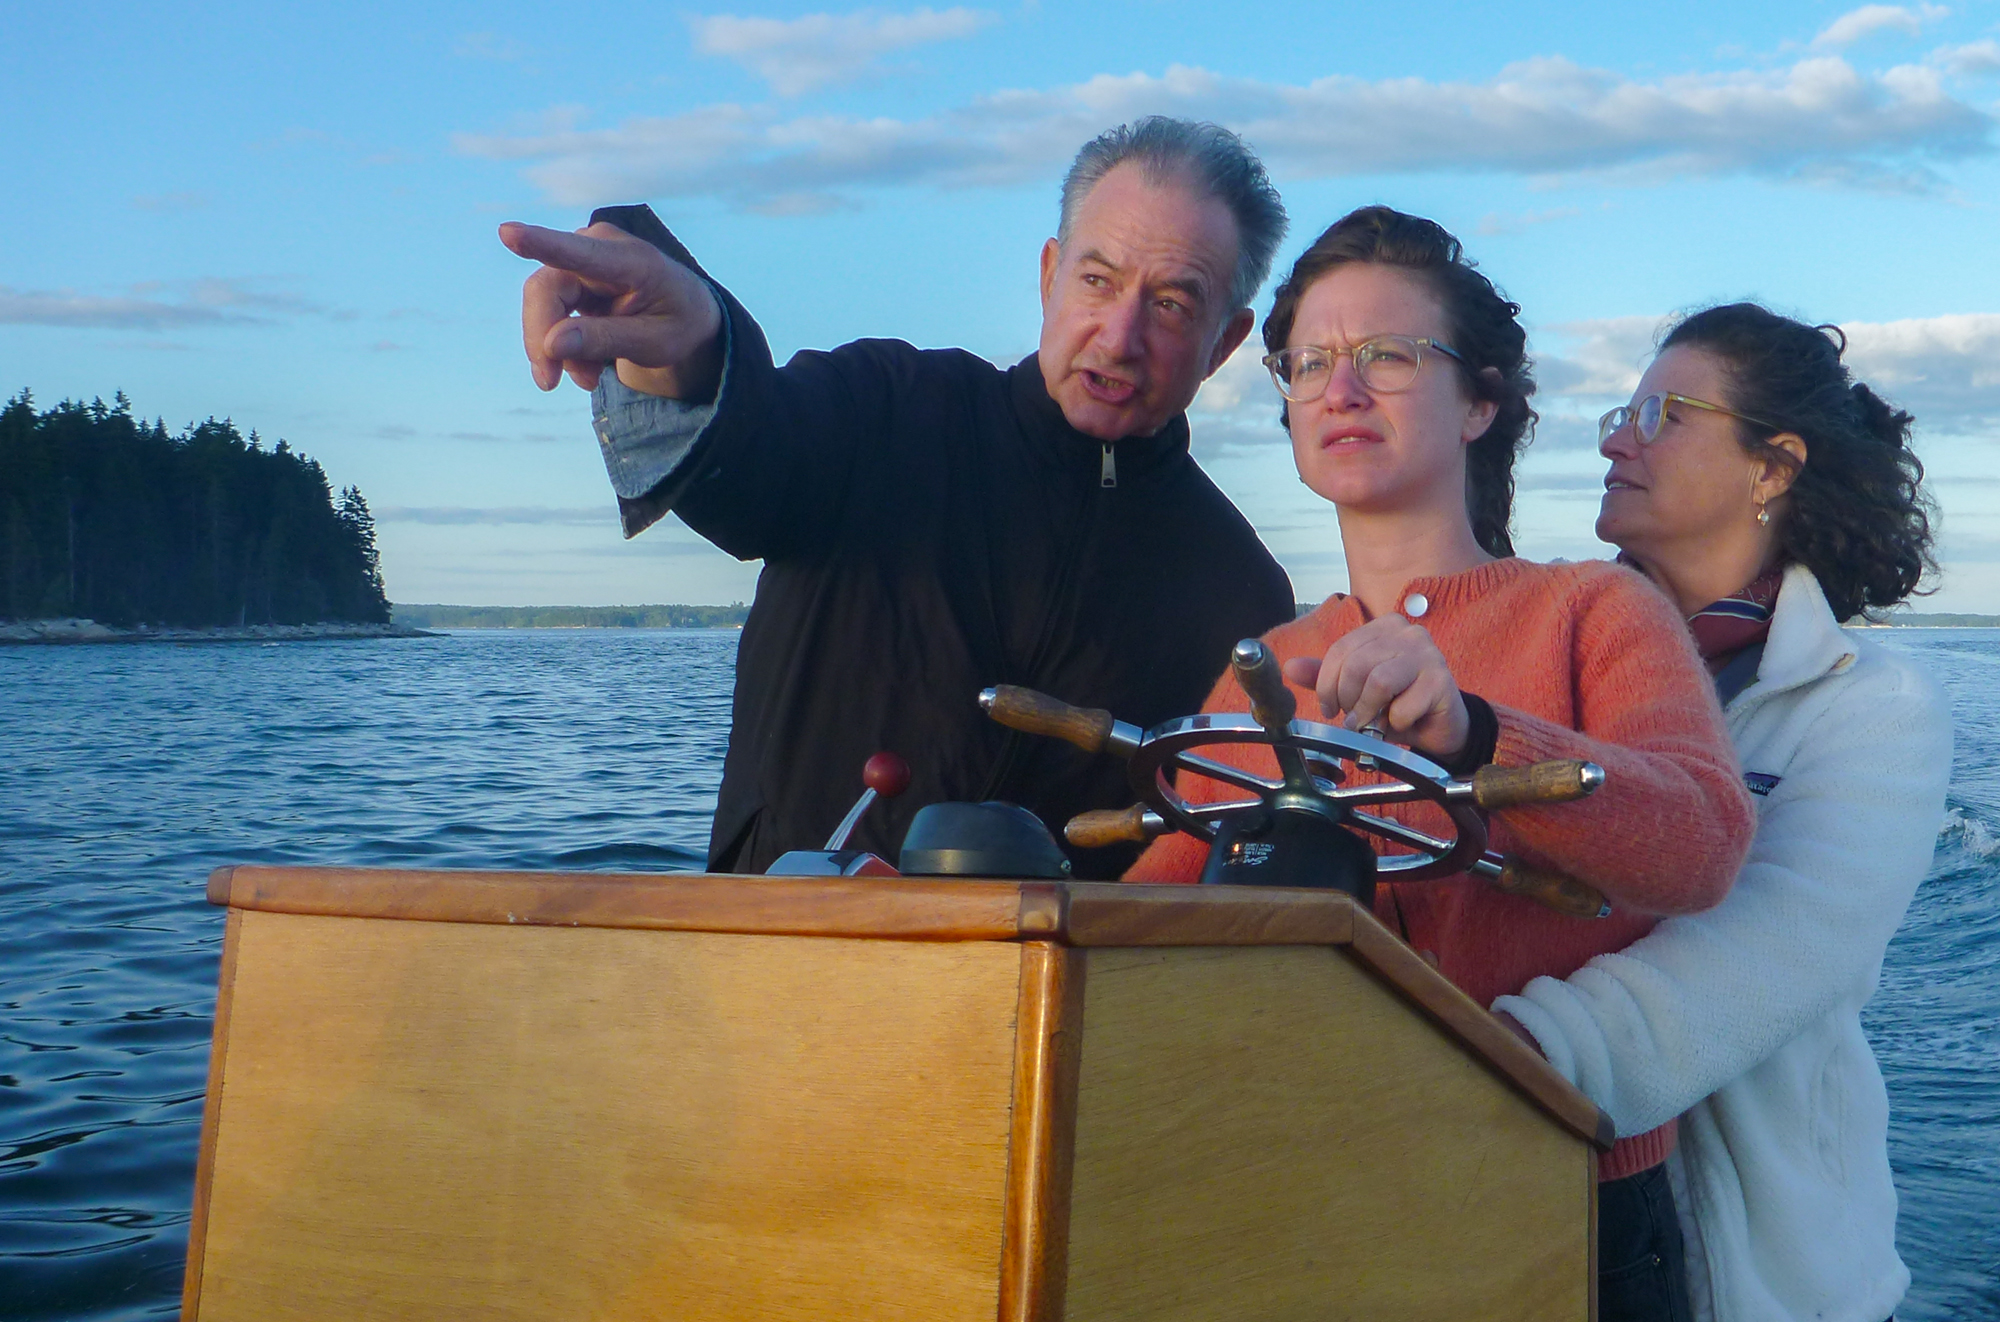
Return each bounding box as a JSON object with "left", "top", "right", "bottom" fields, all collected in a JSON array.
[{"left": 1281, "top": 616, "right": 1470, "bottom": 762}]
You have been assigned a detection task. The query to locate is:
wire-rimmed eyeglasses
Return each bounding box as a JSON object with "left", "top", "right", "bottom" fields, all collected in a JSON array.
[
  {"left": 1261, "top": 335, "right": 1470, "bottom": 403},
  {"left": 1597, "top": 392, "right": 1777, "bottom": 446}
]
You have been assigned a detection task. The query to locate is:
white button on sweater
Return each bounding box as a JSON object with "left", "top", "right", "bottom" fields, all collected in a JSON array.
[{"left": 1494, "top": 564, "right": 1952, "bottom": 1322}]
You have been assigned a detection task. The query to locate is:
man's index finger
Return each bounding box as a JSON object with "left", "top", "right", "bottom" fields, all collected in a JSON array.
[{"left": 499, "top": 222, "right": 657, "bottom": 291}]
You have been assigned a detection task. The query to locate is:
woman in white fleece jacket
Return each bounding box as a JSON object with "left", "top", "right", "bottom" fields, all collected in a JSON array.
[{"left": 1494, "top": 304, "right": 1951, "bottom": 1322}]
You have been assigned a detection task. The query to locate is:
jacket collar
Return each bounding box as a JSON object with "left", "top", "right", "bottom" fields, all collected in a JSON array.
[
  {"left": 1735, "top": 563, "right": 1857, "bottom": 706},
  {"left": 1007, "top": 353, "right": 1192, "bottom": 475}
]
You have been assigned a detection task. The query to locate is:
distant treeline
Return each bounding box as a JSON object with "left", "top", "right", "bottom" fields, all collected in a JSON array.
[
  {"left": 393, "top": 603, "right": 750, "bottom": 629},
  {"left": 1, "top": 391, "right": 389, "bottom": 627},
  {"left": 1882, "top": 612, "right": 2000, "bottom": 627}
]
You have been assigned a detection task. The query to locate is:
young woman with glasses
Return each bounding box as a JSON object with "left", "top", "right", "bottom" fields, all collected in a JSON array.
[
  {"left": 1127, "top": 205, "right": 1757, "bottom": 1322},
  {"left": 1492, "top": 304, "right": 1951, "bottom": 1322}
]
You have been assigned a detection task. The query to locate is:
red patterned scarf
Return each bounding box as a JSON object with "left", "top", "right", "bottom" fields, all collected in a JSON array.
[{"left": 1686, "top": 570, "right": 1784, "bottom": 675}]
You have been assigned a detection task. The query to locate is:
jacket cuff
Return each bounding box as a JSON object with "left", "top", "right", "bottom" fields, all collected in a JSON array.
[
  {"left": 590, "top": 283, "right": 732, "bottom": 511},
  {"left": 1599, "top": 1122, "right": 1678, "bottom": 1182},
  {"left": 1437, "top": 692, "right": 1498, "bottom": 776},
  {"left": 1491, "top": 991, "right": 1579, "bottom": 1085}
]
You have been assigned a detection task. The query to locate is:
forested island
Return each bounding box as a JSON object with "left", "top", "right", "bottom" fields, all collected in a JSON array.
[
  {"left": 1, "top": 391, "right": 390, "bottom": 628},
  {"left": 1877, "top": 612, "right": 2000, "bottom": 627},
  {"left": 393, "top": 603, "right": 750, "bottom": 629}
]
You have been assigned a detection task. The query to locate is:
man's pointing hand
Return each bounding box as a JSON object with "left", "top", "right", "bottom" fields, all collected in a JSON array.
[{"left": 499, "top": 220, "right": 724, "bottom": 399}]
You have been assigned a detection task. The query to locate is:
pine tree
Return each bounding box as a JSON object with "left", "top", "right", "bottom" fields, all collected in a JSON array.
[{"left": 336, "top": 486, "right": 390, "bottom": 623}]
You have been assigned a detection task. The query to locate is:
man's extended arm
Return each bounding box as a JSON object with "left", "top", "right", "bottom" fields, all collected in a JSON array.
[{"left": 503, "top": 206, "right": 915, "bottom": 561}]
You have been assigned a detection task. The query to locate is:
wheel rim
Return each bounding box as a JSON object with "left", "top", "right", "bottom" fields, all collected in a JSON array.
[{"left": 1127, "top": 714, "right": 1489, "bottom": 880}]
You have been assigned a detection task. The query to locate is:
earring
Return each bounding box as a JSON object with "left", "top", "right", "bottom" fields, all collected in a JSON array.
[{"left": 1756, "top": 502, "right": 1771, "bottom": 527}]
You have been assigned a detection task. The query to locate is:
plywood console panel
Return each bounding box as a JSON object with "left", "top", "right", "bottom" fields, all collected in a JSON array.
[
  {"left": 191, "top": 911, "right": 1023, "bottom": 1322},
  {"left": 1063, "top": 946, "right": 1591, "bottom": 1322}
]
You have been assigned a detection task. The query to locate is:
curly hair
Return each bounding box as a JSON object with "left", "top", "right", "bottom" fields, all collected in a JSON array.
[
  {"left": 1262, "top": 206, "right": 1536, "bottom": 558},
  {"left": 1660, "top": 303, "right": 1937, "bottom": 620}
]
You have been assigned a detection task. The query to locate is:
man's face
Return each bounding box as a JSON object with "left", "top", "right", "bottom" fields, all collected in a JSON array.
[{"left": 1037, "top": 163, "right": 1255, "bottom": 441}]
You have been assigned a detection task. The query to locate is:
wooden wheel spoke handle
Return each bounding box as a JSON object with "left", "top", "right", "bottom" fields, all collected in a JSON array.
[
  {"left": 1488, "top": 859, "right": 1612, "bottom": 920},
  {"left": 1230, "top": 639, "right": 1296, "bottom": 732},
  {"left": 1470, "top": 760, "right": 1606, "bottom": 810},
  {"left": 979, "top": 686, "right": 1135, "bottom": 756},
  {"left": 1065, "top": 804, "right": 1169, "bottom": 849}
]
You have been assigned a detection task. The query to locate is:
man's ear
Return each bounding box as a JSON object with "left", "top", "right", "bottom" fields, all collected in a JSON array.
[
  {"left": 1039, "top": 238, "right": 1061, "bottom": 309},
  {"left": 1205, "top": 308, "right": 1257, "bottom": 378}
]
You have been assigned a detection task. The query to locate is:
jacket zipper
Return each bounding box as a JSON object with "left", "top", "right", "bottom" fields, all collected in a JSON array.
[{"left": 1100, "top": 441, "right": 1117, "bottom": 488}]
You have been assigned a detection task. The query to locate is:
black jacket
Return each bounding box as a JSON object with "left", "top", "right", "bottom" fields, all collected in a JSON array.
[{"left": 600, "top": 206, "right": 1295, "bottom": 877}]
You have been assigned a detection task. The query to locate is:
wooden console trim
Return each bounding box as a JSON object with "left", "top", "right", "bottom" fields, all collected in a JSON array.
[
  {"left": 1349, "top": 912, "right": 1614, "bottom": 1151},
  {"left": 207, "top": 865, "right": 1033, "bottom": 942},
  {"left": 997, "top": 942, "right": 1086, "bottom": 1322},
  {"left": 205, "top": 869, "right": 1362, "bottom": 947},
  {"left": 179, "top": 907, "right": 241, "bottom": 1321},
  {"left": 1588, "top": 1147, "right": 1601, "bottom": 1322},
  {"left": 1059, "top": 882, "right": 1356, "bottom": 946}
]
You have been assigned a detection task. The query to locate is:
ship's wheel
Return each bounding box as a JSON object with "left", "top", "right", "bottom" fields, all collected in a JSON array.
[
  {"left": 979, "top": 638, "right": 1611, "bottom": 917},
  {"left": 1130, "top": 709, "right": 1490, "bottom": 880}
]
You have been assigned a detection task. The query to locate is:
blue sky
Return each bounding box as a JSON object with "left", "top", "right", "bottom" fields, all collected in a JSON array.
[{"left": 6, "top": 0, "right": 2000, "bottom": 608}]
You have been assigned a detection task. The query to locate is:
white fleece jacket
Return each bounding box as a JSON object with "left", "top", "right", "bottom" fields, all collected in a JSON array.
[{"left": 1494, "top": 565, "right": 1952, "bottom": 1322}]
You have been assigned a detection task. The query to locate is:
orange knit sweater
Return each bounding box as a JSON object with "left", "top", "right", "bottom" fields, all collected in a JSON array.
[{"left": 1126, "top": 556, "right": 1756, "bottom": 1179}]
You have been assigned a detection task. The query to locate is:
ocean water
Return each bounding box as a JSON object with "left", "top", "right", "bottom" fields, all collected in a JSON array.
[{"left": 0, "top": 627, "right": 1994, "bottom": 1320}]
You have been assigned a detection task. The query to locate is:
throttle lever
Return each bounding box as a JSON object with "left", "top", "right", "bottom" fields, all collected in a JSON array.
[
  {"left": 825, "top": 751, "right": 912, "bottom": 849},
  {"left": 767, "top": 751, "right": 910, "bottom": 877}
]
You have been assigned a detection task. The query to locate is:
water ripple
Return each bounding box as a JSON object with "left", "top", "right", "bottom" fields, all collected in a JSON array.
[
  {"left": 0, "top": 629, "right": 734, "bottom": 1318},
  {"left": 1, "top": 627, "right": 1994, "bottom": 1319}
]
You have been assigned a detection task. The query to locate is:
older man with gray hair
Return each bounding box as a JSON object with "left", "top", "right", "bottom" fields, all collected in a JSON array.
[{"left": 500, "top": 116, "right": 1295, "bottom": 877}]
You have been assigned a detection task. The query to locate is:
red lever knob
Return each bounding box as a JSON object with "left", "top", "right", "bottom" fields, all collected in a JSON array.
[{"left": 863, "top": 751, "right": 911, "bottom": 798}]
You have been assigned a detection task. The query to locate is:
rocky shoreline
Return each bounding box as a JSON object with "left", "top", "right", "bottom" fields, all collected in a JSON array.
[{"left": 1, "top": 618, "right": 437, "bottom": 645}]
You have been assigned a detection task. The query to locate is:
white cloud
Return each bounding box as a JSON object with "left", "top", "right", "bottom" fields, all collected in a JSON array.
[
  {"left": 176, "top": 277, "right": 327, "bottom": 317},
  {"left": 1933, "top": 38, "right": 2000, "bottom": 77},
  {"left": 1477, "top": 207, "right": 1581, "bottom": 237},
  {"left": 1187, "top": 344, "right": 1287, "bottom": 455},
  {"left": 688, "top": 7, "right": 996, "bottom": 96},
  {"left": 1843, "top": 313, "right": 2000, "bottom": 433},
  {"left": 457, "top": 53, "right": 1993, "bottom": 210},
  {"left": 0, "top": 277, "right": 326, "bottom": 330},
  {"left": 1811, "top": 4, "right": 1949, "bottom": 50},
  {"left": 1534, "top": 315, "right": 1667, "bottom": 400},
  {"left": 454, "top": 32, "right": 528, "bottom": 61},
  {"left": 0, "top": 288, "right": 239, "bottom": 330},
  {"left": 1189, "top": 342, "right": 1276, "bottom": 418}
]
